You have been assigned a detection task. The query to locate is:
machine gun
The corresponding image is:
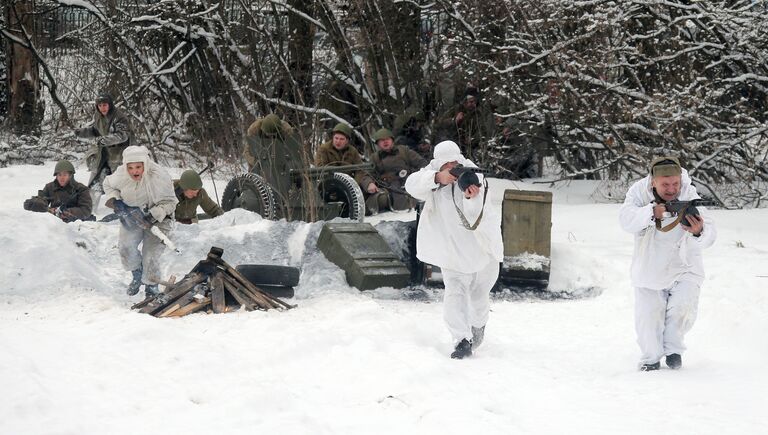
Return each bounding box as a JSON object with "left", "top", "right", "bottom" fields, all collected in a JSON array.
[{"left": 663, "top": 199, "right": 717, "bottom": 227}]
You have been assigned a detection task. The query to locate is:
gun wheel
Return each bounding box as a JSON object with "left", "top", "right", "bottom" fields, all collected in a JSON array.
[
  {"left": 221, "top": 173, "right": 278, "bottom": 220},
  {"left": 317, "top": 172, "right": 366, "bottom": 223}
]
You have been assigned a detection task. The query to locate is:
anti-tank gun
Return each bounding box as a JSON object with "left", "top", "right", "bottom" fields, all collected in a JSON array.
[{"left": 222, "top": 124, "right": 369, "bottom": 223}]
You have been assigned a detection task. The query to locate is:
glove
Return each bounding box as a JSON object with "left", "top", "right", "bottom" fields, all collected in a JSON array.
[{"left": 24, "top": 198, "right": 48, "bottom": 213}]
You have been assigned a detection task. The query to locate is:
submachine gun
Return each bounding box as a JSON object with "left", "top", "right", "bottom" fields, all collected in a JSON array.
[
  {"left": 662, "top": 199, "right": 718, "bottom": 227},
  {"left": 448, "top": 165, "right": 485, "bottom": 191}
]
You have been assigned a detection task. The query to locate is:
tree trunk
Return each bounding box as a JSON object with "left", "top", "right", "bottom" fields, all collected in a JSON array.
[{"left": 6, "top": 0, "right": 43, "bottom": 134}]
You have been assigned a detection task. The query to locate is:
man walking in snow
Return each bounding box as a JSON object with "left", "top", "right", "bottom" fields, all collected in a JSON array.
[
  {"left": 103, "top": 146, "right": 178, "bottom": 298},
  {"left": 405, "top": 140, "right": 503, "bottom": 359},
  {"left": 619, "top": 156, "right": 716, "bottom": 371}
]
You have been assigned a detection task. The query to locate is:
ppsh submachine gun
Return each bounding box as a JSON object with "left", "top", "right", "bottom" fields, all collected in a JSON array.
[{"left": 662, "top": 199, "right": 718, "bottom": 227}]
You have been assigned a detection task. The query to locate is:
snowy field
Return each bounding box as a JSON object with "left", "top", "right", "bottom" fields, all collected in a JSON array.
[{"left": 1, "top": 162, "right": 766, "bottom": 435}]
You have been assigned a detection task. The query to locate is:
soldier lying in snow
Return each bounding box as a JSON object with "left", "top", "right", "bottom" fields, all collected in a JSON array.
[{"left": 23, "top": 160, "right": 95, "bottom": 223}]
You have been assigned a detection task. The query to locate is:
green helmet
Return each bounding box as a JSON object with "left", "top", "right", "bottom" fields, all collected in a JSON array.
[
  {"left": 179, "top": 169, "right": 203, "bottom": 190},
  {"left": 332, "top": 122, "right": 352, "bottom": 139},
  {"left": 373, "top": 128, "right": 394, "bottom": 142},
  {"left": 260, "top": 114, "right": 282, "bottom": 136},
  {"left": 54, "top": 160, "right": 75, "bottom": 175}
]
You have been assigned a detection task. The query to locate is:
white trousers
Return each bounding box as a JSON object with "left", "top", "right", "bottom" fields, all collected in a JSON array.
[
  {"left": 634, "top": 281, "right": 700, "bottom": 364},
  {"left": 442, "top": 261, "right": 499, "bottom": 344},
  {"left": 118, "top": 219, "right": 172, "bottom": 284}
]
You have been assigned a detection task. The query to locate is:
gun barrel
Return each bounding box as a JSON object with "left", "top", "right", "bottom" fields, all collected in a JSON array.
[{"left": 290, "top": 163, "right": 374, "bottom": 177}]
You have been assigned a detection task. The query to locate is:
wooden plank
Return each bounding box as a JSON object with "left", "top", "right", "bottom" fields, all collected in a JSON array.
[
  {"left": 169, "top": 298, "right": 211, "bottom": 317},
  {"left": 222, "top": 279, "right": 256, "bottom": 311},
  {"left": 212, "top": 256, "right": 294, "bottom": 310},
  {"left": 210, "top": 273, "right": 226, "bottom": 314},
  {"left": 220, "top": 272, "right": 279, "bottom": 310},
  {"left": 139, "top": 272, "right": 206, "bottom": 315}
]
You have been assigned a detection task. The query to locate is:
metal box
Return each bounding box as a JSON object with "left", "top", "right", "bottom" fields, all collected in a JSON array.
[{"left": 317, "top": 222, "right": 411, "bottom": 291}]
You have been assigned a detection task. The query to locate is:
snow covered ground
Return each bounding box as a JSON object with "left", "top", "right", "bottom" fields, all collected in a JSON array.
[{"left": 1, "top": 162, "right": 766, "bottom": 435}]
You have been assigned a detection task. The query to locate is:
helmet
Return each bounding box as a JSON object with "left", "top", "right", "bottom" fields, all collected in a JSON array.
[
  {"left": 332, "top": 123, "right": 352, "bottom": 139},
  {"left": 54, "top": 160, "right": 76, "bottom": 175},
  {"left": 373, "top": 128, "right": 394, "bottom": 142},
  {"left": 179, "top": 169, "right": 203, "bottom": 190},
  {"left": 260, "top": 114, "right": 282, "bottom": 136}
]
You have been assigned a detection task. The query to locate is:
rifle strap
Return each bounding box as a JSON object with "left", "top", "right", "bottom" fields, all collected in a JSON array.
[
  {"left": 451, "top": 178, "right": 488, "bottom": 231},
  {"left": 655, "top": 204, "right": 689, "bottom": 232}
]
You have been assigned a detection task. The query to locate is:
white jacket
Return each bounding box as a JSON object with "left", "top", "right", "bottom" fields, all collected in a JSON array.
[
  {"left": 405, "top": 141, "right": 503, "bottom": 273},
  {"left": 103, "top": 146, "right": 178, "bottom": 222},
  {"left": 618, "top": 169, "right": 716, "bottom": 289}
]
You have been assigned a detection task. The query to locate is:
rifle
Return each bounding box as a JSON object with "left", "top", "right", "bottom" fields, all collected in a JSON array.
[
  {"left": 663, "top": 199, "right": 717, "bottom": 227},
  {"left": 113, "top": 200, "right": 180, "bottom": 253}
]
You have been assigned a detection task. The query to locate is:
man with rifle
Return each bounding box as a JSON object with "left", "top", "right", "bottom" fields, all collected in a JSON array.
[
  {"left": 23, "top": 160, "right": 94, "bottom": 222},
  {"left": 405, "top": 140, "right": 503, "bottom": 359},
  {"left": 75, "top": 93, "right": 132, "bottom": 209},
  {"left": 104, "top": 146, "right": 178, "bottom": 298},
  {"left": 619, "top": 156, "right": 717, "bottom": 371}
]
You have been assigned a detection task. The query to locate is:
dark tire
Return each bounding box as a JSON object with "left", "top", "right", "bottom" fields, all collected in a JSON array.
[
  {"left": 317, "top": 172, "right": 365, "bottom": 222},
  {"left": 235, "top": 264, "right": 301, "bottom": 287},
  {"left": 221, "top": 173, "right": 278, "bottom": 220}
]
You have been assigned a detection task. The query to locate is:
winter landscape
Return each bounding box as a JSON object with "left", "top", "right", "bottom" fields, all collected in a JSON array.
[
  {"left": 1, "top": 162, "right": 766, "bottom": 435},
  {"left": 3, "top": 1, "right": 768, "bottom": 434}
]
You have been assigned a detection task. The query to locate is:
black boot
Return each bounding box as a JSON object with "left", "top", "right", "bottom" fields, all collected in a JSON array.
[
  {"left": 471, "top": 325, "right": 486, "bottom": 349},
  {"left": 127, "top": 268, "right": 143, "bottom": 296},
  {"left": 450, "top": 339, "right": 473, "bottom": 359},
  {"left": 639, "top": 362, "right": 660, "bottom": 371},
  {"left": 665, "top": 353, "right": 682, "bottom": 370}
]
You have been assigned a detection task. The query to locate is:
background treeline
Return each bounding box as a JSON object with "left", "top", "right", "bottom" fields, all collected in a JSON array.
[{"left": 3, "top": 0, "right": 768, "bottom": 205}]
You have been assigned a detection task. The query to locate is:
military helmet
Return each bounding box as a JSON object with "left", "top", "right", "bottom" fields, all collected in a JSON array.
[
  {"left": 179, "top": 169, "right": 203, "bottom": 190},
  {"left": 373, "top": 128, "right": 394, "bottom": 142},
  {"left": 332, "top": 122, "right": 353, "bottom": 139},
  {"left": 54, "top": 160, "right": 75, "bottom": 175},
  {"left": 260, "top": 114, "right": 282, "bottom": 136}
]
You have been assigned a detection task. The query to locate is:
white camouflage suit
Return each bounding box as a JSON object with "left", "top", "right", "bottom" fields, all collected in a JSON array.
[
  {"left": 103, "top": 146, "right": 178, "bottom": 285},
  {"left": 405, "top": 141, "right": 504, "bottom": 346},
  {"left": 619, "top": 168, "right": 716, "bottom": 365}
]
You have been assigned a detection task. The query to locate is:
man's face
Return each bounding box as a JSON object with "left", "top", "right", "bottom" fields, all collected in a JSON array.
[
  {"left": 97, "top": 102, "right": 110, "bottom": 116},
  {"left": 440, "top": 161, "right": 460, "bottom": 172},
  {"left": 127, "top": 162, "right": 145, "bottom": 181},
  {"left": 332, "top": 133, "right": 349, "bottom": 150},
  {"left": 55, "top": 172, "right": 72, "bottom": 187},
  {"left": 377, "top": 137, "right": 394, "bottom": 152},
  {"left": 463, "top": 96, "right": 477, "bottom": 112},
  {"left": 183, "top": 189, "right": 200, "bottom": 199},
  {"left": 652, "top": 175, "right": 681, "bottom": 202}
]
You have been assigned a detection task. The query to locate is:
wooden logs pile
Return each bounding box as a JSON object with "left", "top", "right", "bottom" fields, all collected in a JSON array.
[{"left": 132, "top": 247, "right": 295, "bottom": 317}]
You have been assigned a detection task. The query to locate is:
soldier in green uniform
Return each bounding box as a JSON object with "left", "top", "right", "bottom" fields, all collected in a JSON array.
[
  {"left": 23, "top": 160, "right": 94, "bottom": 222},
  {"left": 314, "top": 123, "right": 363, "bottom": 167},
  {"left": 173, "top": 170, "right": 224, "bottom": 224},
  {"left": 363, "top": 128, "right": 428, "bottom": 214}
]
